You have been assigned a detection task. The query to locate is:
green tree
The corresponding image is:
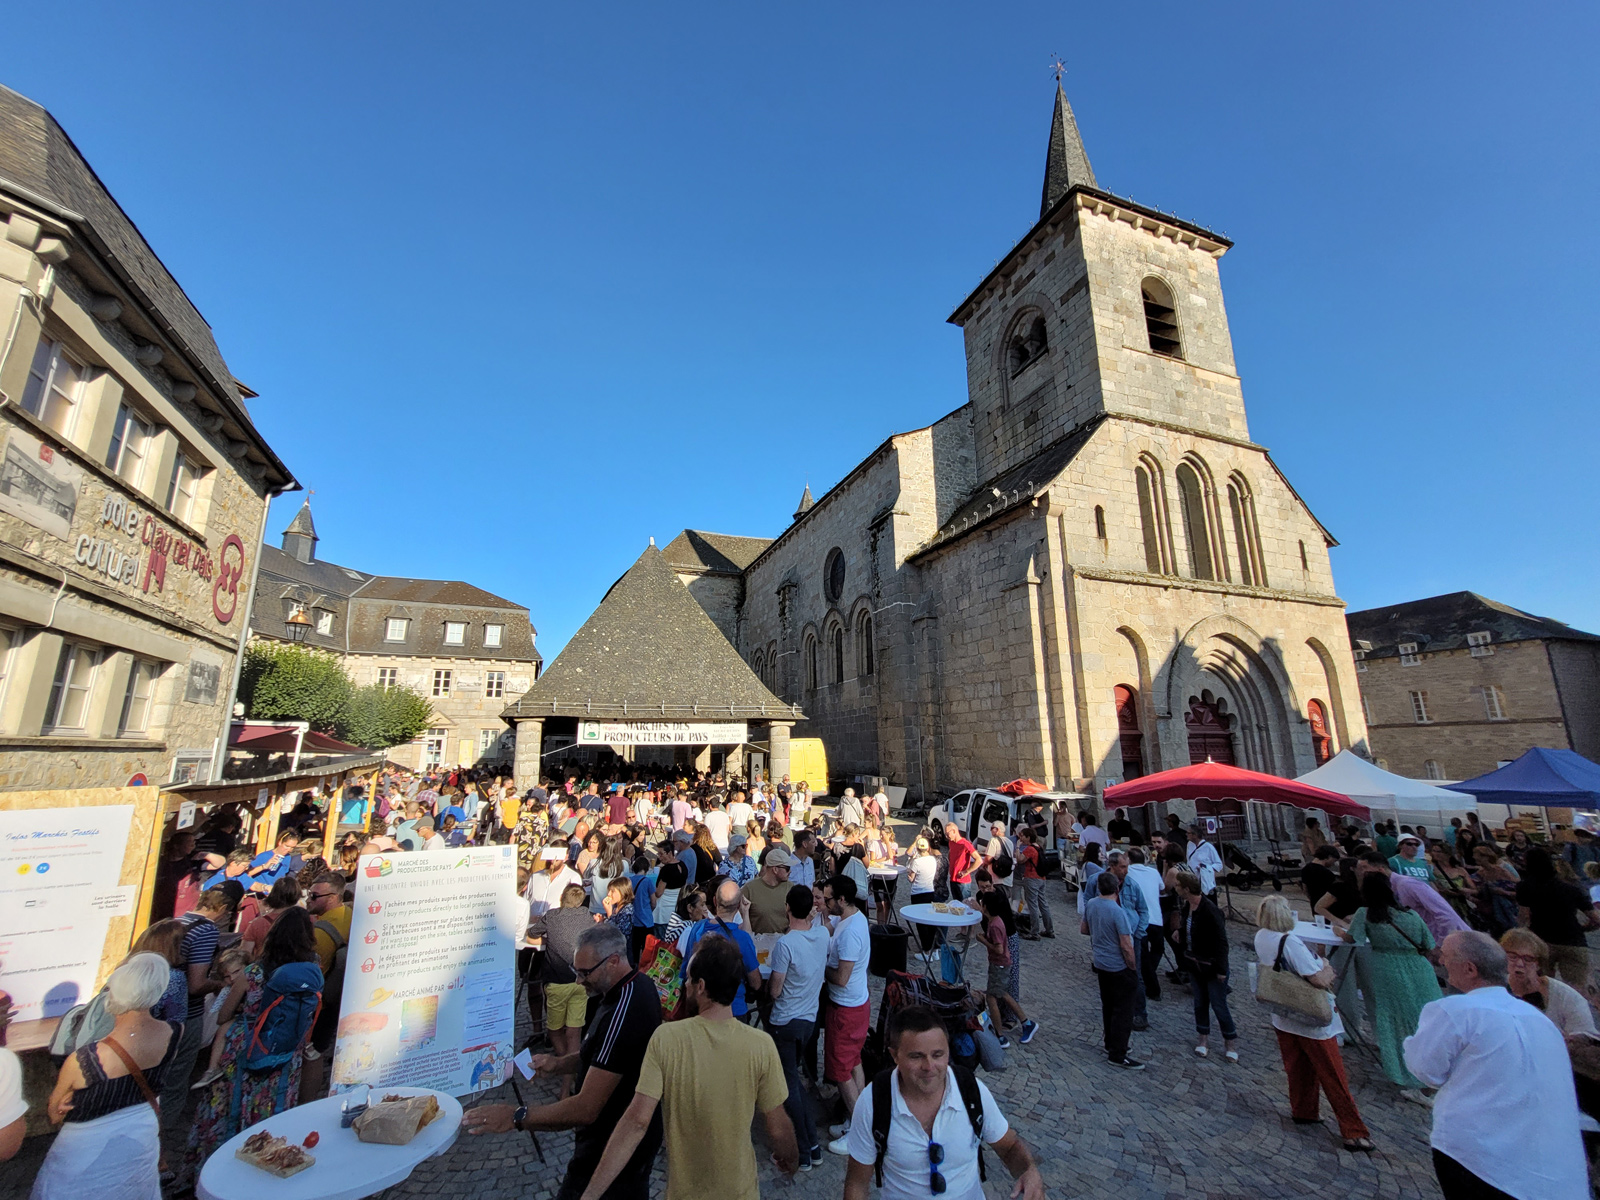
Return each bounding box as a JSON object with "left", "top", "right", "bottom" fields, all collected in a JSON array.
[
  {"left": 342, "top": 684, "right": 434, "bottom": 750},
  {"left": 238, "top": 642, "right": 354, "bottom": 733}
]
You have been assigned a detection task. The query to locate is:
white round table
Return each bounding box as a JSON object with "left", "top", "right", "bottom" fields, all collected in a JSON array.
[
  {"left": 197, "top": 1087, "right": 463, "bottom": 1200},
  {"left": 900, "top": 902, "right": 983, "bottom": 975},
  {"left": 1291, "top": 920, "right": 1345, "bottom": 947}
]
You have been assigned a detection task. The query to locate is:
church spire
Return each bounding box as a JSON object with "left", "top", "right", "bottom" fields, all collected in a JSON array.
[
  {"left": 1040, "top": 81, "right": 1096, "bottom": 218},
  {"left": 792, "top": 484, "right": 814, "bottom": 523}
]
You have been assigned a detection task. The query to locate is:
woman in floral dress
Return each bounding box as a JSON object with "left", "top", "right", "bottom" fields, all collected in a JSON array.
[
  {"left": 187, "top": 911, "right": 320, "bottom": 1172},
  {"left": 514, "top": 800, "right": 551, "bottom": 875}
]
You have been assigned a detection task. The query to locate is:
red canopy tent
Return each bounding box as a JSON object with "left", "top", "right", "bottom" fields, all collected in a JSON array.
[
  {"left": 230, "top": 723, "right": 366, "bottom": 756},
  {"left": 1103, "top": 760, "right": 1370, "bottom": 820}
]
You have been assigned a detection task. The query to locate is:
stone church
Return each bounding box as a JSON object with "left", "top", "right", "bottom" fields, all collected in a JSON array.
[{"left": 556, "top": 86, "right": 1367, "bottom": 801}]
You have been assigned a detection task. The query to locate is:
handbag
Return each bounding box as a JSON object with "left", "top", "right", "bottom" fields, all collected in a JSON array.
[
  {"left": 1254, "top": 934, "right": 1334, "bottom": 1025},
  {"left": 640, "top": 934, "right": 685, "bottom": 1019}
]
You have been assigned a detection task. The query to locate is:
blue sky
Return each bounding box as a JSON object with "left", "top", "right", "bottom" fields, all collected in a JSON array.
[{"left": 7, "top": 3, "right": 1597, "bottom": 659}]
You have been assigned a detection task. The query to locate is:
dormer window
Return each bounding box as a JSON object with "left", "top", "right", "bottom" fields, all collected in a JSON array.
[
  {"left": 484, "top": 624, "right": 503, "bottom": 649},
  {"left": 444, "top": 621, "right": 466, "bottom": 646},
  {"left": 1141, "top": 278, "right": 1182, "bottom": 359},
  {"left": 1467, "top": 631, "right": 1494, "bottom": 657},
  {"left": 1399, "top": 642, "right": 1421, "bottom": 667},
  {"left": 385, "top": 618, "right": 409, "bottom": 642},
  {"left": 1006, "top": 315, "right": 1048, "bottom": 376}
]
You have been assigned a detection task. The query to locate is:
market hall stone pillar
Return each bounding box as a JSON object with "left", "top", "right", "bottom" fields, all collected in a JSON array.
[
  {"left": 512, "top": 717, "right": 544, "bottom": 792},
  {"left": 768, "top": 721, "right": 794, "bottom": 788}
]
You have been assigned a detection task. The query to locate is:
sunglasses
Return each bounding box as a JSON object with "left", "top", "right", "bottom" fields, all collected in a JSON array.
[{"left": 928, "top": 1141, "right": 946, "bottom": 1194}]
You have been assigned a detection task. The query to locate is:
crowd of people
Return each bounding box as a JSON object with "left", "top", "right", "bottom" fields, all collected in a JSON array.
[
  {"left": 12, "top": 758, "right": 1600, "bottom": 1200},
  {"left": 1073, "top": 805, "right": 1600, "bottom": 1197}
]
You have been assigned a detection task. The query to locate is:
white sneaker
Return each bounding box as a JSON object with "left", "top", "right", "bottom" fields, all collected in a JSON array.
[
  {"left": 828, "top": 1122, "right": 850, "bottom": 1139},
  {"left": 827, "top": 1134, "right": 852, "bottom": 1156},
  {"left": 1193, "top": 1045, "right": 1208, "bottom": 1058},
  {"left": 1399, "top": 1088, "right": 1434, "bottom": 1107}
]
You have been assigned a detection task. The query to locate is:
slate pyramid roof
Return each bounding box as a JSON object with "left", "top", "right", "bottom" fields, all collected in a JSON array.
[
  {"left": 660, "top": 530, "right": 772, "bottom": 576},
  {"left": 793, "top": 485, "right": 815, "bottom": 522},
  {"left": 283, "top": 499, "right": 317, "bottom": 540},
  {"left": 1041, "top": 84, "right": 1097, "bottom": 218},
  {"left": 502, "top": 545, "right": 802, "bottom": 721}
]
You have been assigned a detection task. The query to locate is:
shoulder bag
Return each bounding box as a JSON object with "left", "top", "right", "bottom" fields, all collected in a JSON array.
[{"left": 1254, "top": 934, "right": 1334, "bottom": 1025}]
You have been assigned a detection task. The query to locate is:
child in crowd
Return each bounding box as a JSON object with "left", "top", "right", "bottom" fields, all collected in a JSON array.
[
  {"left": 973, "top": 889, "right": 1037, "bottom": 1048},
  {"left": 190, "top": 946, "right": 252, "bottom": 1090}
]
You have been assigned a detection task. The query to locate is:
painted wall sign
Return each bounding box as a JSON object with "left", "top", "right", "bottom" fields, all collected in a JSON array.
[
  {"left": 0, "top": 430, "right": 81, "bottom": 540},
  {"left": 577, "top": 720, "right": 748, "bottom": 746}
]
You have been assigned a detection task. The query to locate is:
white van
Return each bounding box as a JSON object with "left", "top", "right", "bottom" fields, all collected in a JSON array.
[{"left": 925, "top": 788, "right": 1086, "bottom": 877}]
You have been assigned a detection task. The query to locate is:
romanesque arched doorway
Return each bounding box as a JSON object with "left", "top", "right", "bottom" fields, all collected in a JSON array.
[{"left": 1185, "top": 693, "right": 1235, "bottom": 765}]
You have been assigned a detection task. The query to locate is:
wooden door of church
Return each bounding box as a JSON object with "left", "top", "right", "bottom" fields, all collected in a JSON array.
[
  {"left": 1185, "top": 697, "right": 1235, "bottom": 765},
  {"left": 1115, "top": 685, "right": 1146, "bottom": 781},
  {"left": 1307, "top": 700, "right": 1334, "bottom": 766}
]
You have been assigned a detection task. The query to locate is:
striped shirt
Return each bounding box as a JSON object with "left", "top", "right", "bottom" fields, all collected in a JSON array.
[{"left": 571, "top": 971, "right": 664, "bottom": 1172}]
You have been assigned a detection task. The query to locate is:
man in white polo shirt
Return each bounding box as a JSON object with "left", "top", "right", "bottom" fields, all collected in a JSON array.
[{"left": 843, "top": 1005, "right": 1043, "bottom": 1200}]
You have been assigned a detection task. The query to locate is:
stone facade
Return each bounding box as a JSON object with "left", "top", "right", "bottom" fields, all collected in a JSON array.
[
  {"left": 248, "top": 505, "right": 540, "bottom": 772},
  {"left": 0, "top": 89, "right": 294, "bottom": 789},
  {"left": 671, "top": 88, "right": 1367, "bottom": 803},
  {"left": 1348, "top": 592, "right": 1600, "bottom": 782}
]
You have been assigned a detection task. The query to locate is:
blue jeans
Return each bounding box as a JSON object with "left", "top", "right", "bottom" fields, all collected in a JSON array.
[
  {"left": 1192, "top": 974, "right": 1236, "bottom": 1039},
  {"left": 770, "top": 1017, "right": 819, "bottom": 1153}
]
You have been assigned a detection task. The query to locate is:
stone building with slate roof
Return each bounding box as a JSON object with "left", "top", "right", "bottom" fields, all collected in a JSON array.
[
  {"left": 633, "top": 86, "right": 1369, "bottom": 806},
  {"left": 1348, "top": 592, "right": 1600, "bottom": 782},
  {"left": 501, "top": 543, "right": 800, "bottom": 786},
  {"left": 0, "top": 85, "right": 295, "bottom": 789},
  {"left": 249, "top": 498, "right": 540, "bottom": 772}
]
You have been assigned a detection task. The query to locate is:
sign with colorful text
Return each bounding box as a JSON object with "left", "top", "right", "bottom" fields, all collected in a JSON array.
[
  {"left": 0, "top": 805, "right": 136, "bottom": 1023},
  {"left": 331, "top": 845, "right": 519, "bottom": 1098}
]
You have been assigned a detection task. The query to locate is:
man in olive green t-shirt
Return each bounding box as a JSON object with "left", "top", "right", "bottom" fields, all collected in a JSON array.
[
  {"left": 742, "top": 847, "right": 796, "bottom": 935},
  {"left": 579, "top": 937, "right": 798, "bottom": 1200}
]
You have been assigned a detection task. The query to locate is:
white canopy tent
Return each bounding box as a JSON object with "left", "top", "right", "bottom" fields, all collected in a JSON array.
[{"left": 1297, "top": 750, "right": 1476, "bottom": 826}]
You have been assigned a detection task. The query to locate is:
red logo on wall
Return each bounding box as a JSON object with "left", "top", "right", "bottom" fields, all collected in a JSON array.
[{"left": 213, "top": 534, "right": 246, "bottom": 623}]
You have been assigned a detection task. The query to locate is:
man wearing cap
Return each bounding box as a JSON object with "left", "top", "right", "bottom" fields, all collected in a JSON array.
[
  {"left": 1390, "top": 834, "right": 1436, "bottom": 883},
  {"left": 724, "top": 833, "right": 757, "bottom": 887},
  {"left": 742, "top": 846, "right": 796, "bottom": 935}
]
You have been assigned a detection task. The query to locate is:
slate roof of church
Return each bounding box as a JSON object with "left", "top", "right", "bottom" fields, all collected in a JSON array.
[
  {"left": 1347, "top": 592, "right": 1600, "bottom": 661},
  {"left": 0, "top": 85, "right": 292, "bottom": 488},
  {"left": 502, "top": 544, "right": 801, "bottom": 721},
  {"left": 661, "top": 530, "right": 773, "bottom": 576},
  {"left": 910, "top": 417, "right": 1105, "bottom": 560}
]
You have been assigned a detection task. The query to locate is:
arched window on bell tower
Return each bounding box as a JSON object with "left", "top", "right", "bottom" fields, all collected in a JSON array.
[{"left": 1141, "top": 277, "right": 1182, "bottom": 359}]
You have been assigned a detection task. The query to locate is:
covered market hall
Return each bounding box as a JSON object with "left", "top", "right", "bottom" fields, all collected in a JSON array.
[{"left": 499, "top": 542, "right": 805, "bottom": 787}]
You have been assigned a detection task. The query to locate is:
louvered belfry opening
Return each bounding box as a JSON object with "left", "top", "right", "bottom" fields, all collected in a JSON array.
[{"left": 1141, "top": 278, "right": 1182, "bottom": 359}]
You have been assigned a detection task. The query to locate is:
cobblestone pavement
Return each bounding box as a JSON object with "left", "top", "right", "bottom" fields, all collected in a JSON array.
[
  {"left": 0, "top": 879, "right": 1459, "bottom": 1200},
  {"left": 394, "top": 878, "right": 1451, "bottom": 1200}
]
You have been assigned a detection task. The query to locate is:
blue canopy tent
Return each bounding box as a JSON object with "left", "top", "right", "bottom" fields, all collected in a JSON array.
[{"left": 1452, "top": 747, "right": 1600, "bottom": 808}]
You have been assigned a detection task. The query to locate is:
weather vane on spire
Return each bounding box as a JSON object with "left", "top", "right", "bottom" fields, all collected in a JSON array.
[{"left": 1049, "top": 56, "right": 1067, "bottom": 83}]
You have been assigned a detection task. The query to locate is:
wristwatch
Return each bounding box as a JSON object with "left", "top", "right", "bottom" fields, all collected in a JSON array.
[{"left": 512, "top": 1104, "right": 528, "bottom": 1131}]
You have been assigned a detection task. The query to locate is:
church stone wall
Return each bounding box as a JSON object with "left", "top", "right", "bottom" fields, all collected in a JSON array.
[{"left": 677, "top": 572, "right": 743, "bottom": 647}]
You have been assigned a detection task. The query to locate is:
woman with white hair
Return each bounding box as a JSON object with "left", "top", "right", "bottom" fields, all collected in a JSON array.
[
  {"left": 1253, "top": 895, "right": 1374, "bottom": 1153},
  {"left": 33, "top": 952, "right": 181, "bottom": 1200}
]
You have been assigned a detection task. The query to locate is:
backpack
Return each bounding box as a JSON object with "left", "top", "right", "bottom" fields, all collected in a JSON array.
[
  {"left": 991, "top": 837, "right": 1015, "bottom": 881},
  {"left": 313, "top": 918, "right": 349, "bottom": 1015},
  {"left": 869, "top": 1066, "right": 986, "bottom": 1186},
  {"left": 244, "top": 961, "right": 323, "bottom": 1072}
]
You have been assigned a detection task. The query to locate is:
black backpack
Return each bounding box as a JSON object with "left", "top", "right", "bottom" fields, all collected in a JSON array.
[
  {"left": 869, "top": 1066, "right": 986, "bottom": 1186},
  {"left": 313, "top": 918, "right": 348, "bottom": 1014},
  {"left": 990, "top": 837, "right": 1015, "bottom": 881}
]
